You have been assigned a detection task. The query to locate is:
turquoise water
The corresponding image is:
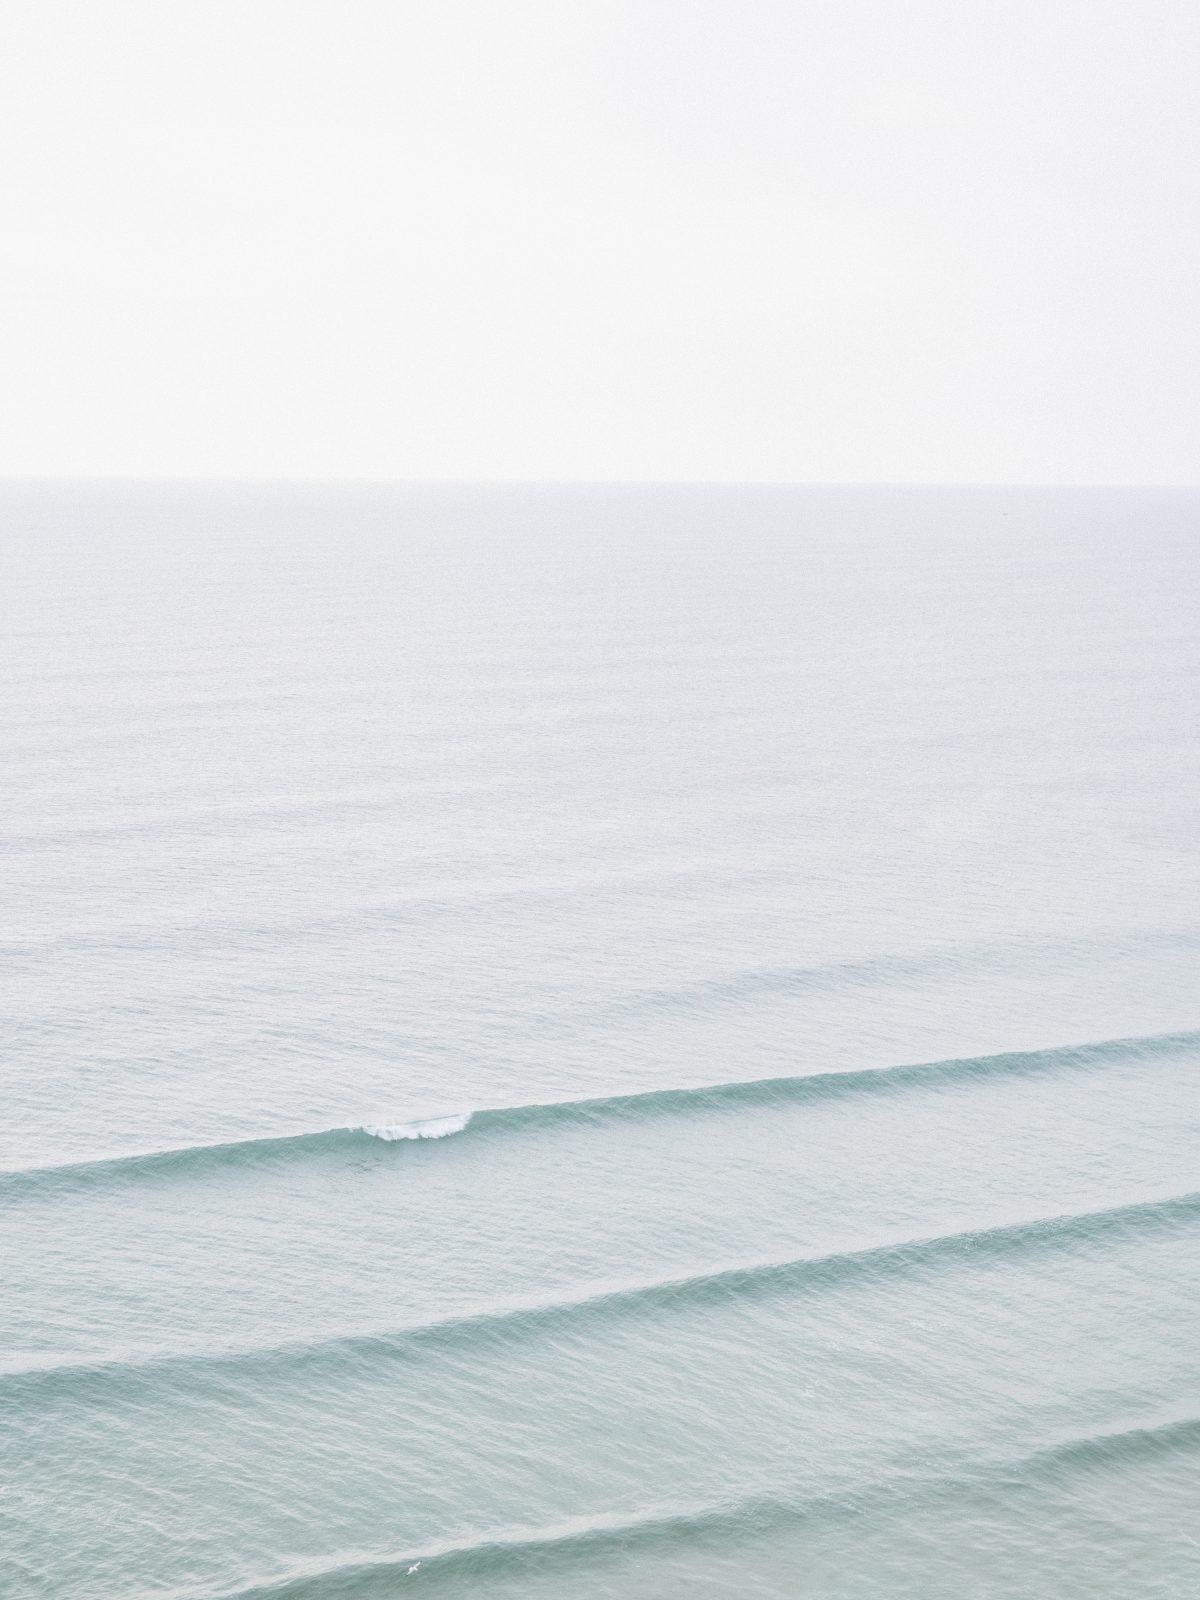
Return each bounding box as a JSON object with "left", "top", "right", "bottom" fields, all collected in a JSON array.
[{"left": 3, "top": 483, "right": 1199, "bottom": 1598}]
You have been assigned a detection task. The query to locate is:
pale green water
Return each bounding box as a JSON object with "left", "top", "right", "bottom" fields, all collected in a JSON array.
[{"left": 3, "top": 483, "right": 1199, "bottom": 1598}]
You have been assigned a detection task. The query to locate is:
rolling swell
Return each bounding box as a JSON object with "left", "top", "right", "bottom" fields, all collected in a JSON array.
[
  {"left": 166, "top": 1413, "right": 1200, "bottom": 1600},
  {"left": 0, "top": 1116, "right": 473, "bottom": 1198},
  {"left": 191, "top": 1499, "right": 819, "bottom": 1600},
  {"left": 1025, "top": 1414, "right": 1200, "bottom": 1476},
  {"left": 3, "top": 1028, "right": 1195, "bottom": 1200},
  {"left": 8, "top": 1188, "right": 1199, "bottom": 1402}
]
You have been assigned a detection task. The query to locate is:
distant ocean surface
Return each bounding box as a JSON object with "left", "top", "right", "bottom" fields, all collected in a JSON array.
[{"left": 3, "top": 481, "right": 1199, "bottom": 1600}]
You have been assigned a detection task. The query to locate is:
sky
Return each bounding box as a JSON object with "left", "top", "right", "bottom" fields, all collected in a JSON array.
[{"left": 1, "top": 0, "right": 1197, "bottom": 483}]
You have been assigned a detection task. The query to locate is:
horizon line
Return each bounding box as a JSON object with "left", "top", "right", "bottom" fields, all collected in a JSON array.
[{"left": 1, "top": 475, "right": 1198, "bottom": 491}]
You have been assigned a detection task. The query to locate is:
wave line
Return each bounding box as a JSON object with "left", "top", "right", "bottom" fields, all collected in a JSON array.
[
  {"left": 156, "top": 1411, "right": 1200, "bottom": 1600},
  {"left": 8, "top": 1188, "right": 1199, "bottom": 1402},
  {"left": 3, "top": 1028, "right": 1196, "bottom": 1199}
]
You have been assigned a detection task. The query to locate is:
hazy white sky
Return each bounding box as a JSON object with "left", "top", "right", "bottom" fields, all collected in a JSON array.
[{"left": 2, "top": 0, "right": 1197, "bottom": 482}]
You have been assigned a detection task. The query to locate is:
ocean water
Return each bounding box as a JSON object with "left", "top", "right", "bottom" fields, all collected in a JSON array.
[{"left": 3, "top": 481, "right": 1199, "bottom": 1599}]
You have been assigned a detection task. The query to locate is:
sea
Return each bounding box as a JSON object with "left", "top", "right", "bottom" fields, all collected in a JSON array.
[{"left": 3, "top": 481, "right": 1198, "bottom": 1599}]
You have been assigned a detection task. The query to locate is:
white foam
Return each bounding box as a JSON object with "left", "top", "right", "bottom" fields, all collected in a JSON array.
[{"left": 357, "top": 1113, "right": 472, "bottom": 1142}]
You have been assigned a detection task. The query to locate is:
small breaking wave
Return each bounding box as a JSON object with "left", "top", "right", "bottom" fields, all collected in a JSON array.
[
  {"left": 355, "top": 1114, "right": 472, "bottom": 1141},
  {"left": 2, "top": 1027, "right": 1195, "bottom": 1200}
]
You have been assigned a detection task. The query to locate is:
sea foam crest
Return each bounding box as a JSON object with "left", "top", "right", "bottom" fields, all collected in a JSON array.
[{"left": 357, "top": 1113, "right": 472, "bottom": 1141}]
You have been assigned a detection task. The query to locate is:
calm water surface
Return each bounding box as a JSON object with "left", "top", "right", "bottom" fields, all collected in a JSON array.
[{"left": 3, "top": 482, "right": 1199, "bottom": 1598}]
